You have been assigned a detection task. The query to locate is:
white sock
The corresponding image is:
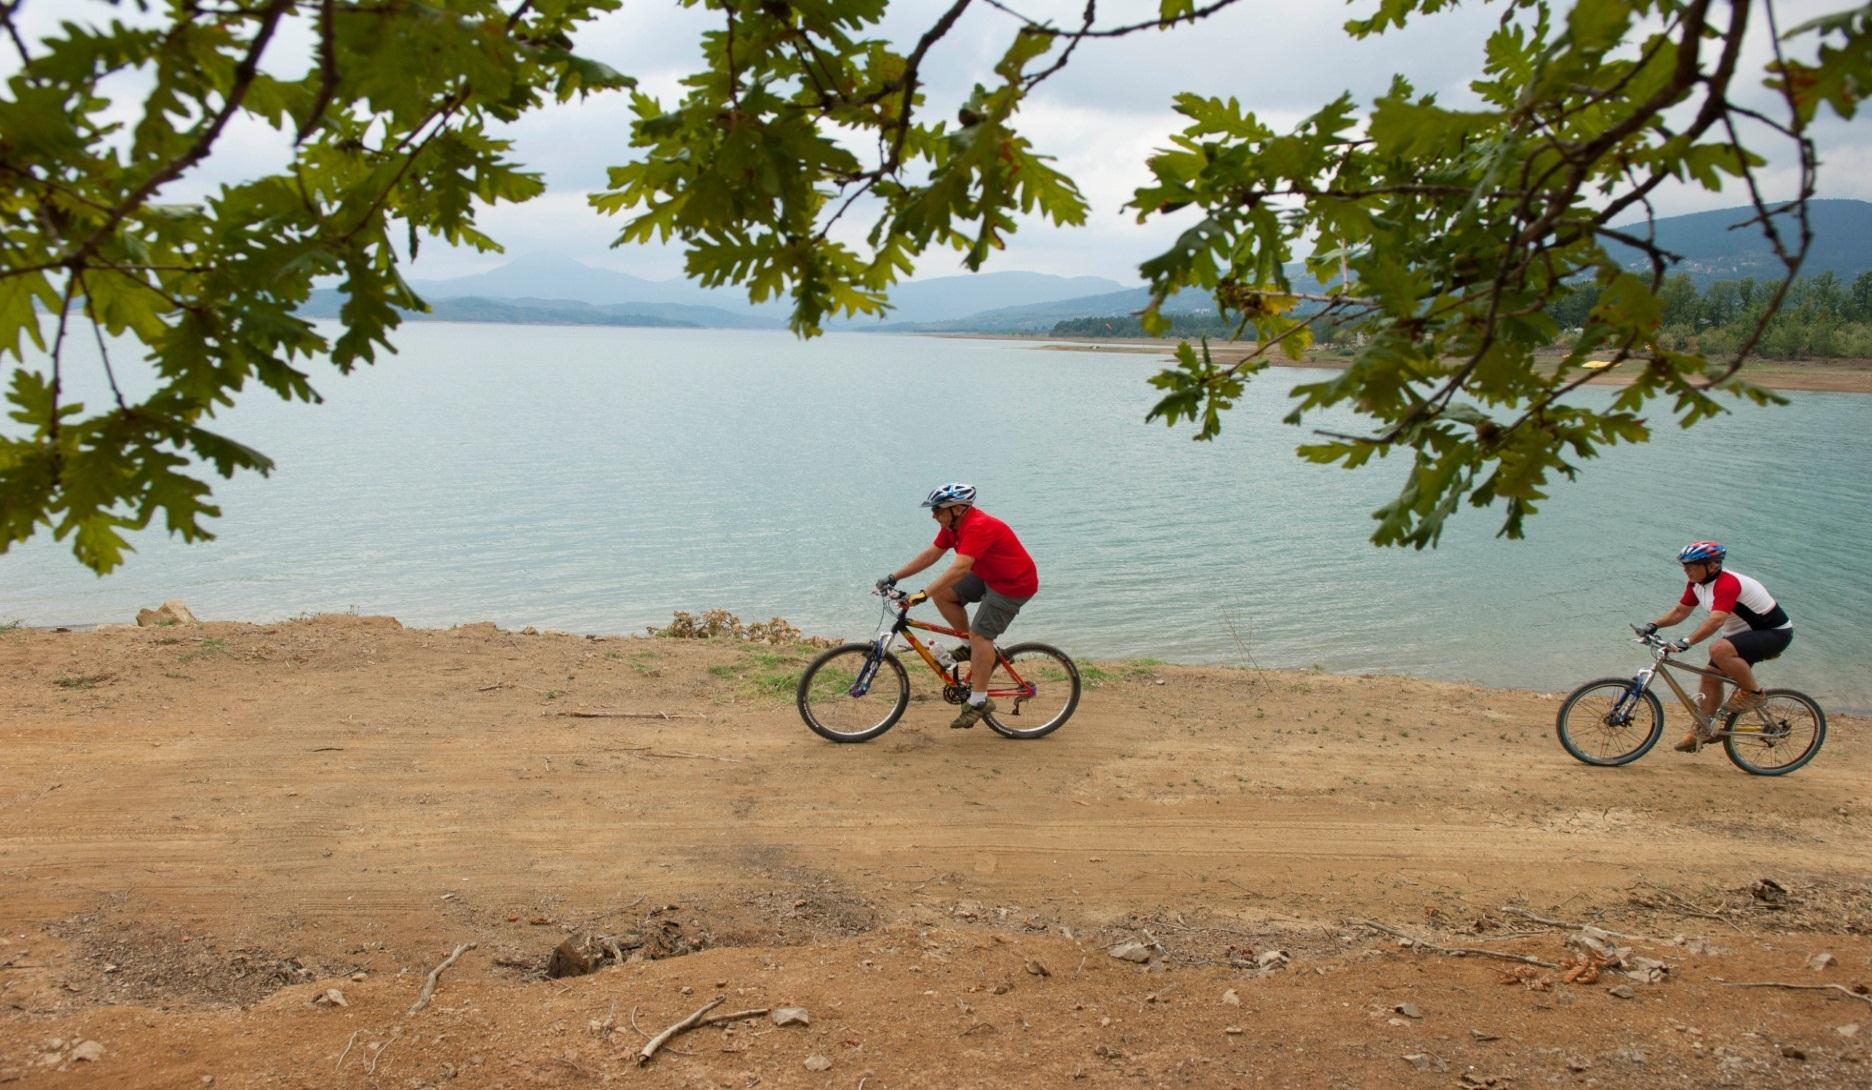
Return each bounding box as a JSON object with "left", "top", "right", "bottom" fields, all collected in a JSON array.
[{"left": 968, "top": 692, "right": 987, "bottom": 707}]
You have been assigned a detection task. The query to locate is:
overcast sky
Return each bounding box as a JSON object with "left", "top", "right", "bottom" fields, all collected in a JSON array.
[{"left": 16, "top": 1, "right": 1870, "bottom": 285}]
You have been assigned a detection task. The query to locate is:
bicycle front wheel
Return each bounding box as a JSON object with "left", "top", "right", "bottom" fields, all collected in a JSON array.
[
  {"left": 980, "top": 643, "right": 1080, "bottom": 740},
  {"left": 797, "top": 643, "right": 909, "bottom": 743},
  {"left": 1556, "top": 678, "right": 1664, "bottom": 766},
  {"left": 1722, "top": 689, "right": 1826, "bottom": 776}
]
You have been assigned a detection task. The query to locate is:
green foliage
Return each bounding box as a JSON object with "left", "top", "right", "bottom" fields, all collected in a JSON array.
[
  {"left": 1121, "top": 0, "right": 1866, "bottom": 546},
  {"left": 1, "top": 0, "right": 631, "bottom": 573},
  {"left": 5, "top": 0, "right": 1868, "bottom": 571},
  {"left": 591, "top": 2, "right": 1087, "bottom": 336}
]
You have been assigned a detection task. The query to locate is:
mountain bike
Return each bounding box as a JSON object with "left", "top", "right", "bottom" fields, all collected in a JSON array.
[
  {"left": 1555, "top": 625, "right": 1826, "bottom": 776},
  {"left": 795, "top": 586, "right": 1081, "bottom": 743}
]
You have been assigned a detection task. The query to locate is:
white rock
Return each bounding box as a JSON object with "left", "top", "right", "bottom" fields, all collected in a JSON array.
[
  {"left": 1255, "top": 949, "right": 1290, "bottom": 971},
  {"left": 1809, "top": 952, "right": 1836, "bottom": 971},
  {"left": 71, "top": 1041, "right": 105, "bottom": 1063},
  {"left": 1394, "top": 1003, "right": 1422, "bottom": 1018},
  {"left": 803, "top": 1055, "right": 832, "bottom": 1071},
  {"left": 771, "top": 1007, "right": 811, "bottom": 1027},
  {"left": 1221, "top": 988, "right": 1241, "bottom": 1006},
  {"left": 1108, "top": 941, "right": 1152, "bottom": 964},
  {"left": 1837, "top": 1023, "right": 1861, "bottom": 1038}
]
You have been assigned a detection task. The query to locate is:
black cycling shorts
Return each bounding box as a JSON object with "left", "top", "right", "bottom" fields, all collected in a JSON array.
[{"left": 1720, "top": 627, "right": 1792, "bottom": 665}]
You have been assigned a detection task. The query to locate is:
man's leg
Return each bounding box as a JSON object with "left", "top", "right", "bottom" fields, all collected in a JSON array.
[
  {"left": 967, "top": 633, "right": 995, "bottom": 698},
  {"left": 930, "top": 582, "right": 970, "bottom": 638},
  {"left": 1708, "top": 638, "right": 1763, "bottom": 708}
]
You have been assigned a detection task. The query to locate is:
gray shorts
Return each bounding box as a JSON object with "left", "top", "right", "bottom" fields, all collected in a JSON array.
[{"left": 955, "top": 573, "right": 1030, "bottom": 641}]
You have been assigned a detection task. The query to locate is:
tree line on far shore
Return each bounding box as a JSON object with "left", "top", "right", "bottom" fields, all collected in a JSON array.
[{"left": 1055, "top": 271, "right": 1872, "bottom": 360}]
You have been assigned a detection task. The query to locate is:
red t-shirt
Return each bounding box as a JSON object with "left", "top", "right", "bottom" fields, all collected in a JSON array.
[{"left": 934, "top": 508, "right": 1038, "bottom": 598}]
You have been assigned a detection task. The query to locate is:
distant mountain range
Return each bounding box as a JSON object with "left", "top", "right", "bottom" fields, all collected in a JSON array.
[
  {"left": 1604, "top": 199, "right": 1872, "bottom": 284},
  {"left": 298, "top": 200, "right": 1869, "bottom": 335},
  {"left": 403, "top": 255, "right": 1129, "bottom": 328}
]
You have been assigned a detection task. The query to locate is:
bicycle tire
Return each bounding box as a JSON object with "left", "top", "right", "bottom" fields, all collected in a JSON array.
[
  {"left": 1556, "top": 678, "right": 1664, "bottom": 766},
  {"left": 981, "top": 642, "right": 1080, "bottom": 740},
  {"left": 797, "top": 642, "right": 909, "bottom": 743},
  {"left": 1721, "top": 689, "right": 1826, "bottom": 776}
]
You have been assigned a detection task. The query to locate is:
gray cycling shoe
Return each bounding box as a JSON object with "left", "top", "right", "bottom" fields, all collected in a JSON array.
[{"left": 949, "top": 700, "right": 995, "bottom": 729}]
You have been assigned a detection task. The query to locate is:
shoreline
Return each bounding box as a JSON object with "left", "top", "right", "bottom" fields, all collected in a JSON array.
[
  {"left": 936, "top": 332, "right": 1872, "bottom": 394},
  {"left": 20, "top": 612, "right": 1866, "bottom": 715}
]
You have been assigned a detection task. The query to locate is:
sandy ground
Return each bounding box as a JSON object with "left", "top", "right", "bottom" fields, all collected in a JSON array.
[
  {"left": 2, "top": 616, "right": 1870, "bottom": 1089},
  {"left": 1019, "top": 337, "right": 1872, "bottom": 395}
]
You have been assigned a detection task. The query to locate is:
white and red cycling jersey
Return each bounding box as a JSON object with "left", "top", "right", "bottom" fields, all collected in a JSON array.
[{"left": 1678, "top": 568, "right": 1791, "bottom": 637}]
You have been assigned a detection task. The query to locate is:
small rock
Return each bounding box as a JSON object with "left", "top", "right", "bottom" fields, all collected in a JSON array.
[
  {"left": 991, "top": 981, "right": 1013, "bottom": 995},
  {"left": 313, "top": 988, "right": 347, "bottom": 1008},
  {"left": 771, "top": 1007, "right": 810, "bottom": 1027},
  {"left": 1607, "top": 984, "right": 1636, "bottom": 999},
  {"left": 1394, "top": 1003, "right": 1422, "bottom": 1019},
  {"left": 1809, "top": 952, "right": 1836, "bottom": 971},
  {"left": 1470, "top": 1029, "right": 1499, "bottom": 1042},
  {"left": 71, "top": 1041, "right": 105, "bottom": 1063},
  {"left": 1835, "top": 1023, "right": 1861, "bottom": 1038},
  {"left": 1024, "top": 959, "right": 1050, "bottom": 977},
  {"left": 351, "top": 971, "right": 367, "bottom": 982},
  {"left": 1403, "top": 1053, "right": 1431, "bottom": 1071},
  {"left": 803, "top": 1055, "right": 832, "bottom": 1072},
  {"left": 1780, "top": 1044, "right": 1807, "bottom": 1061},
  {"left": 136, "top": 600, "right": 199, "bottom": 627},
  {"left": 1255, "top": 949, "right": 1289, "bottom": 971},
  {"left": 1223, "top": 1026, "right": 1244, "bottom": 1035},
  {"left": 1221, "top": 988, "right": 1241, "bottom": 1006},
  {"left": 1108, "top": 941, "right": 1152, "bottom": 964}
]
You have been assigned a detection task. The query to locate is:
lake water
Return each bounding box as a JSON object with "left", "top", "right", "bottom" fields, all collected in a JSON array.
[{"left": 5, "top": 323, "right": 1869, "bottom": 712}]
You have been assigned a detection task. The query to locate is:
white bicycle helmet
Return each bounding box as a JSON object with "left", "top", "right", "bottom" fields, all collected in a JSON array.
[{"left": 921, "top": 482, "right": 976, "bottom": 508}]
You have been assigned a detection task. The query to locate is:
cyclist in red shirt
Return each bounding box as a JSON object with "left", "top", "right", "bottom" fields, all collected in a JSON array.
[
  {"left": 877, "top": 483, "right": 1039, "bottom": 729},
  {"left": 1642, "top": 540, "right": 1794, "bottom": 752}
]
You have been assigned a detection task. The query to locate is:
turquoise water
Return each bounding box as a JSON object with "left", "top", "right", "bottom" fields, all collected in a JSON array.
[{"left": 5, "top": 323, "right": 1869, "bottom": 711}]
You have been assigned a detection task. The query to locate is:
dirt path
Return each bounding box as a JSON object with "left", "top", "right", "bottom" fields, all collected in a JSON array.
[{"left": 2, "top": 617, "right": 1869, "bottom": 1088}]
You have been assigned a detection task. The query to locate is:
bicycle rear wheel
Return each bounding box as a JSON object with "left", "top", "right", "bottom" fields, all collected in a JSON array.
[
  {"left": 797, "top": 643, "right": 909, "bottom": 743},
  {"left": 1556, "top": 678, "right": 1664, "bottom": 766},
  {"left": 1721, "top": 689, "right": 1826, "bottom": 776},
  {"left": 979, "top": 643, "right": 1080, "bottom": 739}
]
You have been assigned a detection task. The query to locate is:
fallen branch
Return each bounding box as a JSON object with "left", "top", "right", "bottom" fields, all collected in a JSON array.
[
  {"left": 557, "top": 710, "right": 704, "bottom": 720},
  {"left": 624, "top": 747, "right": 740, "bottom": 763},
  {"left": 407, "top": 942, "right": 476, "bottom": 1014},
  {"left": 366, "top": 1035, "right": 395, "bottom": 1076},
  {"left": 334, "top": 1029, "right": 359, "bottom": 1071},
  {"left": 1631, "top": 881, "right": 1746, "bottom": 933},
  {"left": 1500, "top": 907, "right": 1652, "bottom": 941},
  {"left": 638, "top": 996, "right": 725, "bottom": 1065},
  {"left": 1363, "top": 921, "right": 1559, "bottom": 969},
  {"left": 475, "top": 680, "right": 505, "bottom": 692},
  {"left": 1719, "top": 981, "right": 1872, "bottom": 1009},
  {"left": 695, "top": 1007, "right": 770, "bottom": 1028}
]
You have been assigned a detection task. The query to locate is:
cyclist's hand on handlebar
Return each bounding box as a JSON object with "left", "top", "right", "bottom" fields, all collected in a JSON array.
[
  {"left": 1636, "top": 622, "right": 1658, "bottom": 637},
  {"left": 1666, "top": 638, "right": 1690, "bottom": 653},
  {"left": 875, "top": 574, "right": 897, "bottom": 593}
]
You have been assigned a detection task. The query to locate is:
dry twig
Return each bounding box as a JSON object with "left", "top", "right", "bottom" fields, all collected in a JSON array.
[
  {"left": 557, "top": 710, "right": 703, "bottom": 720},
  {"left": 638, "top": 996, "right": 725, "bottom": 1065},
  {"left": 1719, "top": 981, "right": 1872, "bottom": 1009},
  {"left": 1363, "top": 921, "right": 1558, "bottom": 969},
  {"left": 1500, "top": 906, "right": 1652, "bottom": 941},
  {"left": 334, "top": 1028, "right": 359, "bottom": 1071},
  {"left": 408, "top": 942, "right": 476, "bottom": 1014}
]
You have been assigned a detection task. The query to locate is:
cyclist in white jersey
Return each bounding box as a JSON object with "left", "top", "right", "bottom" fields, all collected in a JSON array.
[{"left": 1640, "top": 540, "right": 1794, "bottom": 752}]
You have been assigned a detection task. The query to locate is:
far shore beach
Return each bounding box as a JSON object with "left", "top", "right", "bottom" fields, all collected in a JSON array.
[{"left": 939, "top": 332, "right": 1872, "bottom": 394}]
